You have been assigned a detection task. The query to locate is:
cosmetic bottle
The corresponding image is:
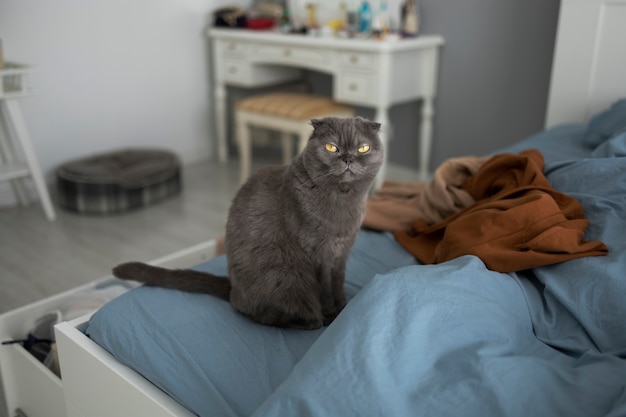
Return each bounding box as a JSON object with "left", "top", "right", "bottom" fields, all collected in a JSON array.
[{"left": 358, "top": 0, "right": 372, "bottom": 34}]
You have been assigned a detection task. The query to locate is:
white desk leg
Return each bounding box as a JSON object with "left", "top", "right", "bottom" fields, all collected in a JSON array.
[
  {"left": 373, "top": 106, "right": 391, "bottom": 190},
  {"left": 215, "top": 83, "right": 228, "bottom": 163},
  {"left": 419, "top": 97, "right": 435, "bottom": 182},
  {"left": 281, "top": 131, "right": 293, "bottom": 165},
  {"left": 0, "top": 106, "right": 30, "bottom": 205},
  {"left": 2, "top": 99, "right": 56, "bottom": 220}
]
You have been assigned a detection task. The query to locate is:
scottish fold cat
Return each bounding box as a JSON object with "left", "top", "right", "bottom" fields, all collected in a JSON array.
[{"left": 113, "top": 116, "right": 383, "bottom": 329}]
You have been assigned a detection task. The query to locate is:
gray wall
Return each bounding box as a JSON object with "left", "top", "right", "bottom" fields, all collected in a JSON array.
[
  {"left": 304, "top": 1, "right": 561, "bottom": 170},
  {"left": 389, "top": 0, "right": 561, "bottom": 169}
]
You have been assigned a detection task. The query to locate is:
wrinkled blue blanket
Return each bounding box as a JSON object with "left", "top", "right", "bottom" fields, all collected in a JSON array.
[
  {"left": 87, "top": 100, "right": 626, "bottom": 417},
  {"left": 254, "top": 122, "right": 626, "bottom": 417}
]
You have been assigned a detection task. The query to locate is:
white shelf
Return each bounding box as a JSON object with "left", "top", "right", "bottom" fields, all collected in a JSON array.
[
  {"left": 0, "top": 161, "right": 30, "bottom": 181},
  {"left": 0, "top": 62, "right": 37, "bottom": 99}
]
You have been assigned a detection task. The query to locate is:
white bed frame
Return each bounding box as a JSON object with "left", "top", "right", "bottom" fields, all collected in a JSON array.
[
  {"left": 2, "top": 1, "right": 626, "bottom": 416},
  {"left": 0, "top": 241, "right": 217, "bottom": 417},
  {"left": 55, "top": 240, "right": 220, "bottom": 417}
]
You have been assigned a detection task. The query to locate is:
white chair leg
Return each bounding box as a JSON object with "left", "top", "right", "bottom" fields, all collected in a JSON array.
[
  {"left": 0, "top": 104, "right": 30, "bottom": 205},
  {"left": 281, "top": 132, "right": 293, "bottom": 165},
  {"left": 1, "top": 99, "right": 56, "bottom": 220},
  {"left": 236, "top": 118, "right": 251, "bottom": 185}
]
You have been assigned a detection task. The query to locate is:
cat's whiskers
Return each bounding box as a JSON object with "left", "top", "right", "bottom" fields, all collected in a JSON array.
[{"left": 310, "top": 169, "right": 339, "bottom": 185}]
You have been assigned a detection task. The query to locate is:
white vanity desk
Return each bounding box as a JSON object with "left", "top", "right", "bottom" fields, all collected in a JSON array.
[{"left": 208, "top": 28, "right": 444, "bottom": 181}]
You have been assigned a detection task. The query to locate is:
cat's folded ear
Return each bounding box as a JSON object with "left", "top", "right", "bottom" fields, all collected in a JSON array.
[
  {"left": 355, "top": 116, "right": 381, "bottom": 133},
  {"left": 310, "top": 119, "right": 326, "bottom": 130},
  {"left": 310, "top": 118, "right": 336, "bottom": 136}
]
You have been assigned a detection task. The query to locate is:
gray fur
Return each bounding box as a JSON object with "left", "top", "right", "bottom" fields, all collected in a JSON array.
[{"left": 113, "top": 116, "right": 383, "bottom": 329}]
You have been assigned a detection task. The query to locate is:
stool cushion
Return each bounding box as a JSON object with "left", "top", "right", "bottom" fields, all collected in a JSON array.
[
  {"left": 235, "top": 93, "right": 353, "bottom": 120},
  {"left": 56, "top": 149, "right": 181, "bottom": 215}
]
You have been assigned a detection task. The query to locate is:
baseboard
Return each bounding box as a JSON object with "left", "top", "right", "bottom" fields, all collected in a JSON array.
[
  {"left": 385, "top": 163, "right": 426, "bottom": 182},
  {"left": 177, "top": 145, "right": 212, "bottom": 167},
  {"left": 0, "top": 144, "right": 213, "bottom": 209},
  {"left": 0, "top": 179, "right": 35, "bottom": 208},
  {"left": 0, "top": 150, "right": 424, "bottom": 209}
]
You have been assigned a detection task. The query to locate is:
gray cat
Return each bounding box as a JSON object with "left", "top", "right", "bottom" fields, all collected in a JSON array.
[{"left": 113, "top": 116, "right": 384, "bottom": 329}]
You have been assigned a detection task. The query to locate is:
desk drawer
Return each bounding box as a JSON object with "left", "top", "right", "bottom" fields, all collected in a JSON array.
[
  {"left": 221, "top": 59, "right": 249, "bottom": 83},
  {"left": 219, "top": 40, "right": 248, "bottom": 57},
  {"left": 219, "top": 58, "right": 301, "bottom": 87},
  {"left": 336, "top": 73, "right": 377, "bottom": 104},
  {"left": 253, "top": 44, "right": 330, "bottom": 67},
  {"left": 340, "top": 51, "right": 376, "bottom": 70}
]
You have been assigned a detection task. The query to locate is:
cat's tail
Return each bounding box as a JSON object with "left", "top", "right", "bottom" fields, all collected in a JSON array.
[{"left": 112, "top": 262, "right": 231, "bottom": 301}]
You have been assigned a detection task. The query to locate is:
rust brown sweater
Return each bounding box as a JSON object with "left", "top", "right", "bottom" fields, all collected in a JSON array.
[{"left": 394, "top": 150, "right": 608, "bottom": 272}]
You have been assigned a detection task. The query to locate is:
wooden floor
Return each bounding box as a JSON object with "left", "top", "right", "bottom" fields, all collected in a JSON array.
[
  {"left": 0, "top": 158, "right": 241, "bottom": 315},
  {"left": 0, "top": 157, "right": 417, "bottom": 315}
]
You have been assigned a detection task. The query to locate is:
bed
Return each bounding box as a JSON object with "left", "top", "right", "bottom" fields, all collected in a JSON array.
[{"left": 54, "top": 1, "right": 626, "bottom": 416}]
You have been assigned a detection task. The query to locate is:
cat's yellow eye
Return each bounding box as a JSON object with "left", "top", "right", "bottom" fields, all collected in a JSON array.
[
  {"left": 325, "top": 143, "right": 338, "bottom": 153},
  {"left": 358, "top": 144, "right": 371, "bottom": 153}
]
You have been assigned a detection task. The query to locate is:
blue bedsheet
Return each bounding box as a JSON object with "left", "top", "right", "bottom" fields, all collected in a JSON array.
[
  {"left": 87, "top": 100, "right": 626, "bottom": 417},
  {"left": 88, "top": 231, "right": 419, "bottom": 416}
]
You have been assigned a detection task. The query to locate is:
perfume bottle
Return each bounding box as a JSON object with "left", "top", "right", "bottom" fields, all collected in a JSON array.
[
  {"left": 280, "top": 6, "right": 292, "bottom": 33},
  {"left": 306, "top": 2, "right": 319, "bottom": 30},
  {"left": 401, "top": 0, "right": 420, "bottom": 37}
]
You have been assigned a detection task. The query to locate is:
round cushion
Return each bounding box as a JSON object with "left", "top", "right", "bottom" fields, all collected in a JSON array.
[{"left": 56, "top": 149, "right": 181, "bottom": 215}]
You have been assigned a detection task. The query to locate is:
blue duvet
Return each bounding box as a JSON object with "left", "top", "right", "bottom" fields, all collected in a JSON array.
[{"left": 87, "top": 100, "right": 626, "bottom": 417}]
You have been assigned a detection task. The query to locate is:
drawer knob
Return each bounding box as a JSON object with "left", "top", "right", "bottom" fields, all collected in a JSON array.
[
  {"left": 283, "top": 49, "right": 292, "bottom": 57},
  {"left": 350, "top": 55, "right": 358, "bottom": 64},
  {"left": 228, "top": 66, "right": 237, "bottom": 74},
  {"left": 349, "top": 83, "right": 358, "bottom": 92},
  {"left": 227, "top": 42, "right": 236, "bottom": 51}
]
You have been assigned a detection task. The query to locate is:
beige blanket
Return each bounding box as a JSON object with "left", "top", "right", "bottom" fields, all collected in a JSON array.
[{"left": 364, "top": 156, "right": 490, "bottom": 231}]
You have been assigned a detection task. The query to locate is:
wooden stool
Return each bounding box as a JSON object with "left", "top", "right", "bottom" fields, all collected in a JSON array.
[{"left": 235, "top": 92, "right": 354, "bottom": 183}]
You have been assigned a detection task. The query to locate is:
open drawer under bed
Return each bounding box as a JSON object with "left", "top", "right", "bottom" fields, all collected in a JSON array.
[{"left": 0, "top": 238, "right": 218, "bottom": 417}]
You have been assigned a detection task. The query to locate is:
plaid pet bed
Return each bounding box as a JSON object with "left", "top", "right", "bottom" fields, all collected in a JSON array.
[{"left": 57, "top": 149, "right": 181, "bottom": 215}]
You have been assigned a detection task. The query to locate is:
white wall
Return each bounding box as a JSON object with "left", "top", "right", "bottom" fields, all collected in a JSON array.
[
  {"left": 0, "top": 0, "right": 245, "bottom": 204},
  {"left": 1, "top": 0, "right": 559, "bottom": 204}
]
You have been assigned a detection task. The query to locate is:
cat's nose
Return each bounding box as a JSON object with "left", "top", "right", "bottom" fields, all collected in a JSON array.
[{"left": 342, "top": 155, "right": 355, "bottom": 164}]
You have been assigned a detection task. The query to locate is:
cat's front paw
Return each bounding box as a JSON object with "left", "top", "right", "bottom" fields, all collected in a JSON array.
[{"left": 323, "top": 304, "right": 345, "bottom": 326}]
